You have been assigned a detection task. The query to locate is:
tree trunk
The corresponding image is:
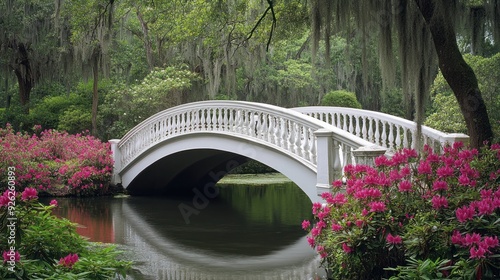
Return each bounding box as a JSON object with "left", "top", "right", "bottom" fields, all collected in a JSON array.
[
  {"left": 10, "top": 42, "right": 34, "bottom": 113},
  {"left": 136, "top": 8, "right": 154, "bottom": 71},
  {"left": 91, "top": 48, "right": 99, "bottom": 136},
  {"left": 415, "top": 0, "right": 493, "bottom": 148}
]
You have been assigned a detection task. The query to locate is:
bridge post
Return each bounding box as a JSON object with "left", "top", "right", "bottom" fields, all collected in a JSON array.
[
  {"left": 352, "top": 146, "right": 386, "bottom": 166},
  {"left": 314, "top": 129, "right": 338, "bottom": 195},
  {"left": 440, "top": 133, "right": 470, "bottom": 147},
  {"left": 109, "top": 139, "right": 122, "bottom": 186}
]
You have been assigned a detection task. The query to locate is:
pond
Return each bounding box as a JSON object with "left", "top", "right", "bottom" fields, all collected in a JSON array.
[{"left": 46, "top": 174, "right": 326, "bottom": 279}]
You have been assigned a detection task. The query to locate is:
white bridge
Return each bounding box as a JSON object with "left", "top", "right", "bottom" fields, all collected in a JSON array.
[{"left": 109, "top": 101, "right": 468, "bottom": 203}]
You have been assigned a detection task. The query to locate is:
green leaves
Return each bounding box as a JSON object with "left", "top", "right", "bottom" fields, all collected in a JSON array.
[{"left": 0, "top": 197, "right": 131, "bottom": 279}]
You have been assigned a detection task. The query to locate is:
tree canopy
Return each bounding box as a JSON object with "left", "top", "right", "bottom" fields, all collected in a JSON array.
[{"left": 0, "top": 0, "right": 498, "bottom": 146}]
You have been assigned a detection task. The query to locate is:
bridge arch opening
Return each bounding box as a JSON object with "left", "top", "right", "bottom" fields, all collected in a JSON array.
[{"left": 121, "top": 133, "right": 319, "bottom": 202}]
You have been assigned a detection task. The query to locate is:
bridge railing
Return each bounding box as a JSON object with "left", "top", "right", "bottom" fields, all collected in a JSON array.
[
  {"left": 115, "top": 101, "right": 385, "bottom": 189},
  {"left": 292, "top": 107, "right": 469, "bottom": 154}
]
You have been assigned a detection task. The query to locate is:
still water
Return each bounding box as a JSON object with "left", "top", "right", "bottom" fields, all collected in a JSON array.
[{"left": 48, "top": 179, "right": 325, "bottom": 280}]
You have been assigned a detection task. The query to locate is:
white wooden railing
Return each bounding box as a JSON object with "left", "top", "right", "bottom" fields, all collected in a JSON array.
[{"left": 292, "top": 107, "right": 469, "bottom": 153}]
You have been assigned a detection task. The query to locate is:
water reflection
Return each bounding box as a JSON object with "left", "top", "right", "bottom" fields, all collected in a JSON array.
[{"left": 48, "top": 182, "right": 325, "bottom": 279}]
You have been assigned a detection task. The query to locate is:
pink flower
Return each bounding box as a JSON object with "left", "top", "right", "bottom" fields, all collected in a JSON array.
[
  {"left": 312, "top": 202, "right": 322, "bottom": 215},
  {"left": 307, "top": 236, "right": 315, "bottom": 247},
  {"left": 332, "top": 179, "right": 343, "bottom": 188},
  {"left": 316, "top": 221, "right": 327, "bottom": 229},
  {"left": 464, "top": 233, "right": 481, "bottom": 246},
  {"left": 458, "top": 174, "right": 471, "bottom": 186},
  {"left": 470, "top": 246, "right": 486, "bottom": 259},
  {"left": 361, "top": 208, "right": 369, "bottom": 216},
  {"left": 375, "top": 155, "right": 391, "bottom": 167},
  {"left": 432, "top": 181, "right": 448, "bottom": 192},
  {"left": 331, "top": 223, "right": 343, "bottom": 231},
  {"left": 59, "top": 253, "right": 79, "bottom": 269},
  {"left": 311, "top": 227, "right": 321, "bottom": 237},
  {"left": 398, "top": 180, "right": 412, "bottom": 192},
  {"left": 456, "top": 205, "right": 475, "bottom": 223},
  {"left": 386, "top": 233, "right": 402, "bottom": 244},
  {"left": 301, "top": 220, "right": 311, "bottom": 230},
  {"left": 417, "top": 161, "right": 432, "bottom": 175},
  {"left": 342, "top": 243, "right": 353, "bottom": 253},
  {"left": 328, "top": 193, "right": 347, "bottom": 205},
  {"left": 451, "top": 231, "right": 464, "bottom": 246},
  {"left": 477, "top": 198, "right": 495, "bottom": 215},
  {"left": 431, "top": 196, "right": 448, "bottom": 209},
  {"left": 482, "top": 236, "right": 499, "bottom": 250},
  {"left": 368, "top": 201, "right": 386, "bottom": 213},
  {"left": 49, "top": 199, "right": 58, "bottom": 207},
  {"left": 21, "top": 187, "right": 38, "bottom": 201},
  {"left": 316, "top": 245, "right": 327, "bottom": 258},
  {"left": 436, "top": 166, "right": 454, "bottom": 178},
  {"left": 355, "top": 220, "right": 364, "bottom": 228},
  {"left": 0, "top": 190, "right": 13, "bottom": 207},
  {"left": 3, "top": 250, "right": 20, "bottom": 263}
]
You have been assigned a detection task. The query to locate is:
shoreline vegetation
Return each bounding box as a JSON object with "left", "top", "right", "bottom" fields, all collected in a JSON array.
[
  {"left": 218, "top": 173, "right": 291, "bottom": 185},
  {"left": 0, "top": 126, "right": 131, "bottom": 279}
]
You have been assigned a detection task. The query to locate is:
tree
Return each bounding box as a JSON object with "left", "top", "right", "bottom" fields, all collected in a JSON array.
[
  {"left": 309, "top": 0, "right": 496, "bottom": 148},
  {"left": 0, "top": 0, "right": 64, "bottom": 113},
  {"left": 64, "top": 0, "right": 115, "bottom": 135}
]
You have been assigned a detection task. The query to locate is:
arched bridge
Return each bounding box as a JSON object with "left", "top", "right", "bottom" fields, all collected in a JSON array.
[{"left": 109, "top": 101, "right": 468, "bottom": 203}]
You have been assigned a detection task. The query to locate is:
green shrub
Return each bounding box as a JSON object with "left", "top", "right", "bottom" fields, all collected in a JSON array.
[
  {"left": 424, "top": 94, "right": 468, "bottom": 134},
  {"left": 321, "top": 90, "right": 362, "bottom": 108},
  {"left": 30, "top": 94, "right": 86, "bottom": 130},
  {"left": 229, "top": 160, "right": 276, "bottom": 174},
  {"left": 58, "top": 107, "right": 92, "bottom": 134}
]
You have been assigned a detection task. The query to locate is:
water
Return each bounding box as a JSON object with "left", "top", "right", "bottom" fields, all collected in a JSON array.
[{"left": 47, "top": 179, "right": 326, "bottom": 279}]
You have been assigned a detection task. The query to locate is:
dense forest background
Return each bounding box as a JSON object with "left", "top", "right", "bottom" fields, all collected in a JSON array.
[{"left": 1, "top": 0, "right": 499, "bottom": 143}]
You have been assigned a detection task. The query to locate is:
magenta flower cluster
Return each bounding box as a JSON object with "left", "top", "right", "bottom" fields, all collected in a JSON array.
[
  {"left": 303, "top": 142, "right": 500, "bottom": 278},
  {"left": 58, "top": 253, "right": 79, "bottom": 269},
  {"left": 0, "top": 124, "right": 113, "bottom": 195}
]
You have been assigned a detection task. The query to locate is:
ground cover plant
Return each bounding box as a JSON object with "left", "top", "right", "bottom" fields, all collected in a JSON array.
[
  {"left": 0, "top": 124, "right": 113, "bottom": 196},
  {"left": 303, "top": 142, "right": 500, "bottom": 279}
]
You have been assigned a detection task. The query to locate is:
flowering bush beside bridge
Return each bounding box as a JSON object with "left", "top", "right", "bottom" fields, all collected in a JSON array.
[
  {"left": 0, "top": 124, "right": 113, "bottom": 196},
  {"left": 304, "top": 142, "right": 500, "bottom": 279}
]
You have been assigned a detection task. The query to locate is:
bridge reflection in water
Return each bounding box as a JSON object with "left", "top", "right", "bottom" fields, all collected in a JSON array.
[{"left": 52, "top": 182, "right": 325, "bottom": 279}]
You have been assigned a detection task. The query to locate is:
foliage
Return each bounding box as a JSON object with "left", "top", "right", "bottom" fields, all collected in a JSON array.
[
  {"left": 229, "top": 160, "right": 276, "bottom": 174},
  {"left": 0, "top": 189, "right": 131, "bottom": 279},
  {"left": 99, "top": 65, "right": 199, "bottom": 139},
  {"left": 380, "top": 88, "right": 406, "bottom": 119},
  {"left": 320, "top": 90, "right": 362, "bottom": 109},
  {"left": 426, "top": 54, "right": 500, "bottom": 141},
  {"left": 0, "top": 125, "right": 113, "bottom": 196},
  {"left": 57, "top": 107, "right": 92, "bottom": 135},
  {"left": 425, "top": 94, "right": 468, "bottom": 134},
  {"left": 303, "top": 143, "right": 500, "bottom": 279},
  {"left": 29, "top": 94, "right": 87, "bottom": 131}
]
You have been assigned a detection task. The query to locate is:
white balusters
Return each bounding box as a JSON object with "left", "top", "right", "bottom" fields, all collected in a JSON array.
[
  {"left": 368, "top": 118, "right": 374, "bottom": 142},
  {"left": 355, "top": 116, "right": 361, "bottom": 137},
  {"left": 374, "top": 120, "right": 380, "bottom": 146},
  {"left": 362, "top": 117, "right": 368, "bottom": 140},
  {"left": 395, "top": 126, "right": 402, "bottom": 148}
]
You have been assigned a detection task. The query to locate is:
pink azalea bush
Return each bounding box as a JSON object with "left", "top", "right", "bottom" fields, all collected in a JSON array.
[
  {"left": 303, "top": 142, "right": 500, "bottom": 279},
  {"left": 0, "top": 124, "right": 113, "bottom": 196}
]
